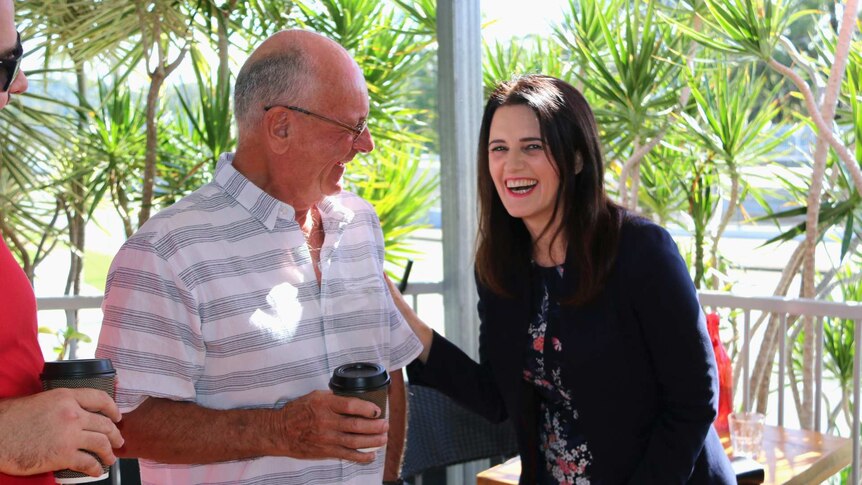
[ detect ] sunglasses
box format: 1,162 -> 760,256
1,32 -> 23,92
264,104 -> 367,142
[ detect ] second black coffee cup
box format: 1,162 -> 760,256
329,362 -> 390,419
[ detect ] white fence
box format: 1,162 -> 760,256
39,290 -> 862,484
700,291 -> 862,484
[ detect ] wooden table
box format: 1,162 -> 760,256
476,425 -> 852,485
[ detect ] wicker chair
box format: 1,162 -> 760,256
402,383 -> 519,482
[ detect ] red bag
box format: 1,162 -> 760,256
707,312 -> 733,436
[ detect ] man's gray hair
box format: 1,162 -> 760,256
234,48 -> 314,129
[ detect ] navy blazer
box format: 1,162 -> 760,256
407,217 -> 735,484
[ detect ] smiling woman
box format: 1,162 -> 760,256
389,74 -> 737,485
487,104 -> 562,253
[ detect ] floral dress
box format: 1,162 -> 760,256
523,264 -> 595,485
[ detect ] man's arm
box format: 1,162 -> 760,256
0,388 -> 123,477
117,390 -> 388,464
383,369 -> 406,481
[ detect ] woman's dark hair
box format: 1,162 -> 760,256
475,74 -> 623,305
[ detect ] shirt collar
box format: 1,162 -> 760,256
214,152 -> 281,230
213,152 -> 355,230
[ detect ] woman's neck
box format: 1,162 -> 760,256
531,226 -> 567,267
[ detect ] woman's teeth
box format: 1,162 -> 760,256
506,179 -> 538,194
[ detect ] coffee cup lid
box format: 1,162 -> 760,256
41,358 -> 116,380
329,362 -> 390,392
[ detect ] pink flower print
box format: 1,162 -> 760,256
556,458 -> 568,471
553,337 -> 562,351
533,336 -> 545,351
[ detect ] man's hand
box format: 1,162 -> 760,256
0,388 -> 124,477
275,390 -> 388,463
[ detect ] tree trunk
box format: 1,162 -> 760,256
747,0 -> 858,421
135,3 -> 189,227
138,69 -> 165,227
630,162 -> 641,212
0,213 -> 33,282
747,242 -> 804,412
62,62 -> 89,360
617,15 -> 700,210
710,167 -> 740,290
217,1 -> 236,89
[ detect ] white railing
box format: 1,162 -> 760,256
700,291 -> 862,485
38,290 -> 862,484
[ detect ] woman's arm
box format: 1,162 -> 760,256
386,275 -> 509,423
626,224 -> 720,484
385,275 -> 432,363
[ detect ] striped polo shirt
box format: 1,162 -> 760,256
96,153 -> 423,484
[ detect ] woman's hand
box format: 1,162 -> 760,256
384,274 -> 432,363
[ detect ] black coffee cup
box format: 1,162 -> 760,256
329,362 -> 390,419
41,358 -> 116,484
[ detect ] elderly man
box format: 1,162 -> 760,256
0,1 -> 124,482
95,30 -> 422,484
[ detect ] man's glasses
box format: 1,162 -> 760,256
1,32 -> 23,93
264,104 -> 367,142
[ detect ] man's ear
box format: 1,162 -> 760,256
264,108 -> 291,154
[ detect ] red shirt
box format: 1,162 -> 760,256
0,237 -> 52,484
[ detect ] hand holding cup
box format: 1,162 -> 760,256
0,386 -> 122,479
329,363 -> 391,452
275,389 -> 388,463
38,358 -> 122,483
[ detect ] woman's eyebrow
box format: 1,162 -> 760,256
489,136 -> 543,146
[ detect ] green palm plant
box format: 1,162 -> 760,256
172,45 -> 235,180
838,42 -> 861,167
637,143 -> 688,228
753,162 -> 862,259
346,144 -> 438,269
85,80 -> 148,238
482,37 -> 566,97
682,0 -> 809,58
676,152 -> 721,289
392,0 -> 436,36
41,0 -> 195,228
678,63 -> 791,290
354,12 -> 435,146
823,265 -> 858,435
676,0 -> 857,192
555,0 -> 685,208
229,0 -> 298,39
554,0 -> 619,54
294,0 -> 383,49
2,0 -> 119,357
0,90 -> 73,280
676,0 -> 859,429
